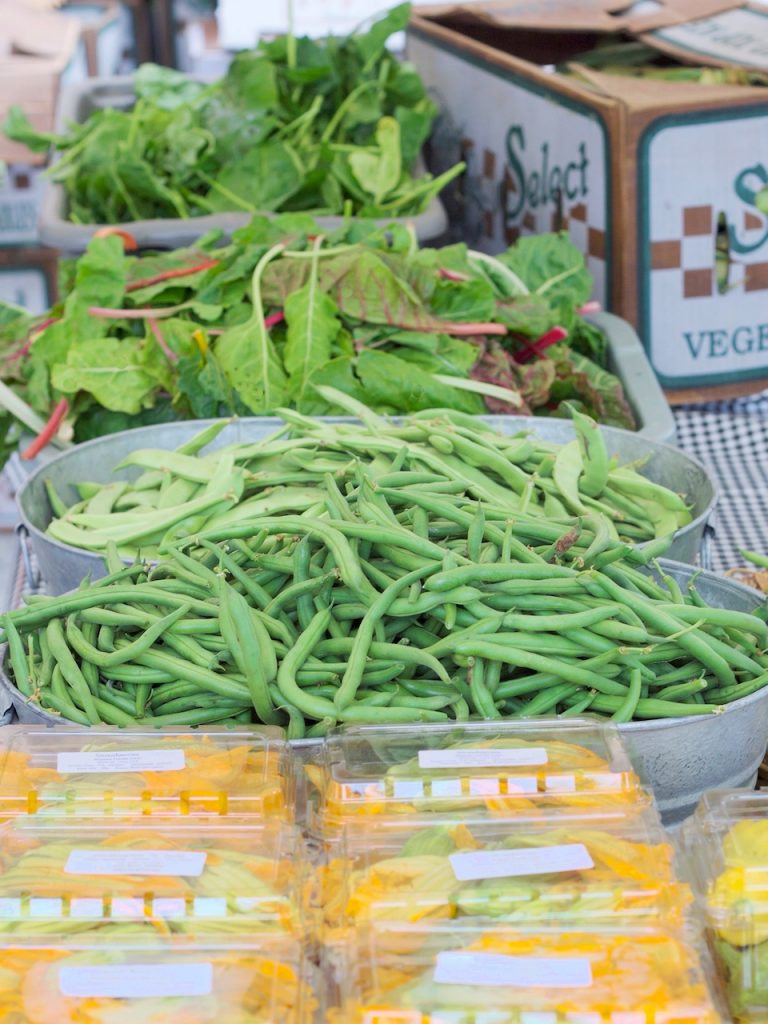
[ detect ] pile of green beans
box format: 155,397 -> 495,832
44,392 -> 692,559
3,419 -> 767,732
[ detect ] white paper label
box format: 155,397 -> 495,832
418,747 -> 548,769
434,952 -> 592,989
65,850 -> 206,877
59,963 -> 213,999
449,843 -> 594,882
653,9 -> 768,69
56,749 -> 186,774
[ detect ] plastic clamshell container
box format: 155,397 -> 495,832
318,815 -> 689,944
0,817 -> 304,938
0,725 -> 294,820
309,720 -> 653,835
332,924 -> 721,1023
686,789 -> 768,1022
0,935 -> 314,1023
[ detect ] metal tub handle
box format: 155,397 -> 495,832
700,522 -> 716,573
15,524 -> 41,592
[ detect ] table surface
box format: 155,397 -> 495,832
674,394 -> 768,574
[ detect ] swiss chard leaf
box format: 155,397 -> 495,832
500,232 -> 592,308
429,277 -> 496,323
31,235 -> 127,370
549,349 -> 636,429
51,337 -> 164,414
354,349 -> 482,414
330,250 -> 457,333
303,355 -> 367,414
283,246 -> 342,404
215,244 -> 288,413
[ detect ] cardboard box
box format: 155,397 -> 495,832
408,1 -> 768,399
0,4 -> 83,166
61,2 -> 134,76
177,16 -> 231,80
0,166 -> 45,247
0,246 -> 57,315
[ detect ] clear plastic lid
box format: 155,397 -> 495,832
0,817 -> 304,938
0,936 -> 314,1023
0,725 -> 293,819
317,815 -> 690,943
310,720 -> 651,833
331,925 -> 720,1023
686,789 -> 768,1021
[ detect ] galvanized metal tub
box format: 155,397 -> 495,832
2,560 -> 765,826
621,563 -> 768,826
16,416 -> 717,596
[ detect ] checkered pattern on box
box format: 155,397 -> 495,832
652,204 -> 768,298
674,395 -> 768,572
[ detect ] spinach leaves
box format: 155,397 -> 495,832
4,4 -> 463,224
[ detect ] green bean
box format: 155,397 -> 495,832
467,658 -> 500,718
38,689 -> 91,725
65,604 -> 191,669
652,604 -> 768,646
560,691 -> 597,717
611,668 -> 643,722
593,574 -> 736,687
2,586 -> 215,632
292,536 -> 316,631
521,682 -> 582,716
451,640 -> 628,696
307,716 -> 336,738
656,678 -> 708,701
484,657 -> 502,698
218,576 -> 279,725
132,649 -> 251,702
652,662 -> 702,686
498,606 -> 620,632
583,694 -> 720,718
705,670 -> 768,703
572,410 -> 609,497
45,620 -> 100,724
275,608 -> 337,719
202,516 -> 371,595
427,563 -> 579,593
5,618 -> 32,697
138,706 -> 249,726
336,565 -> 437,710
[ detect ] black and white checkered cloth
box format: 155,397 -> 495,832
674,393 -> 768,573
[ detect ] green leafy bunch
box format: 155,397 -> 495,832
0,220 -> 634,452
4,4 -> 462,223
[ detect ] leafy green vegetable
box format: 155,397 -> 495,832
283,240 -> 341,403
4,4 -> 463,224
0,218 -> 635,464
216,244 -> 289,411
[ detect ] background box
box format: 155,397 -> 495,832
409,2 -> 768,400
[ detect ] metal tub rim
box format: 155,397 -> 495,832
15,415 -> 718,595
